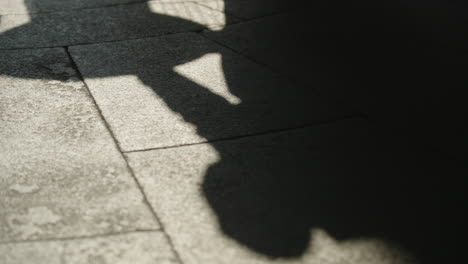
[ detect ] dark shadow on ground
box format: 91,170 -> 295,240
1,1 -> 466,263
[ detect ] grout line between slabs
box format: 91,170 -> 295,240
198,32 -> 287,78
0,229 -> 162,245
124,114 -> 367,154
64,47 -> 185,264
197,29 -> 367,117
0,0 -> 196,16
0,10 -> 288,51
0,30 -> 204,51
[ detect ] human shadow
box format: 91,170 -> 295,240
1,1 -> 467,263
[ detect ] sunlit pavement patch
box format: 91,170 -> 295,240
0,48 -> 158,242
0,232 -> 177,264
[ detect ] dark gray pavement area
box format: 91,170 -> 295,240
1,0 -> 467,263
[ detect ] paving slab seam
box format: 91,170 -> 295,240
117,154 -> 185,264
0,229 -> 162,246
64,47 -> 185,264
206,31 -> 467,166
0,10 -> 287,52
0,0 -> 185,16
197,30 -> 373,123
197,30 -> 294,77
0,12 -> 283,51
198,30 -> 361,112
123,114 -> 366,153
0,27 -> 213,51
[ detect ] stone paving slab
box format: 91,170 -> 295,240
203,14 -> 289,72
203,5 -> 468,162
0,0 -> 147,14
202,13 -> 322,87
125,118 -> 419,264
0,232 -> 177,264
69,32 -> 349,151
0,48 -> 158,242
0,1 -> 232,49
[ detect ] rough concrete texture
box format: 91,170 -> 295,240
0,0 -> 146,14
125,119 -> 417,264
69,32 -> 347,151
0,232 -> 177,264
0,1 -> 231,49
0,48 -> 158,242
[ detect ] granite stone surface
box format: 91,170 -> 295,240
0,48 -> 158,242
0,232 -> 177,264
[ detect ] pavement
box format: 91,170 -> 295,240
1,1 -> 466,263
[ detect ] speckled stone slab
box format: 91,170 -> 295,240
125,119 -> 417,264
69,32 -> 347,151
0,1 -> 231,49
0,48 -> 158,242
0,232 -> 177,264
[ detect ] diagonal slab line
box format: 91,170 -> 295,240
64,47 -> 185,264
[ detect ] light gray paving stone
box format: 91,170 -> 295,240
0,0 -> 28,14
0,1 -> 232,49
0,232 -> 177,264
0,0 -> 146,14
125,119 -> 417,264
0,48 -> 158,242
69,32 -> 348,151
